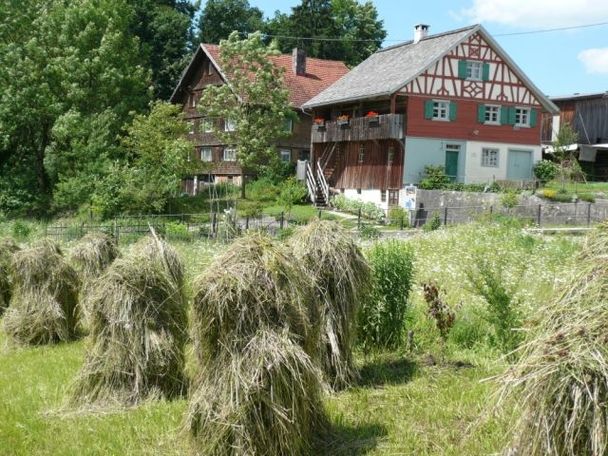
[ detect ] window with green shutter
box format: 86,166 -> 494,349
530,109 -> 537,127
477,104 -> 486,123
508,107 -> 517,125
424,100 -> 434,119
458,60 -> 467,79
500,106 -> 509,125
449,102 -> 457,121
482,63 -> 490,81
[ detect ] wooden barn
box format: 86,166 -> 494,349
302,24 -> 558,209
170,45 -> 349,194
542,92 -> 608,180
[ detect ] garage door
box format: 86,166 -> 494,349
507,149 -> 533,180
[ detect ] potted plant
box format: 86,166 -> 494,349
313,117 -> 325,131
337,114 -> 350,127
366,111 -> 380,126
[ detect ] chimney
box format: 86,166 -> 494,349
414,24 -> 430,43
292,48 -> 306,76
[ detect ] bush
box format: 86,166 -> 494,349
419,165 -> 451,190
359,223 -> 380,240
165,221 -> 191,241
331,194 -> 385,223
278,178 -> 307,214
423,212 -> 441,231
533,159 -> 559,183
246,177 -> 279,202
359,241 -> 415,350
388,207 -> 408,227
578,192 -> 595,203
11,221 -> 32,240
239,200 -> 263,218
500,191 -> 519,209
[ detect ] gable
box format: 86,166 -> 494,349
400,32 -> 541,107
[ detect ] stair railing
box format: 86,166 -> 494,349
320,143 -> 337,171
305,161 -> 317,204
316,159 -> 330,205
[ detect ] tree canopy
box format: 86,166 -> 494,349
197,0 -> 264,45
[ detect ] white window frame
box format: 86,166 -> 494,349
279,149 -> 291,162
432,100 -> 450,121
202,118 -> 213,133
515,107 -> 531,127
481,148 -> 499,168
466,61 -> 483,81
223,147 -> 237,162
200,147 -> 213,162
224,118 -> 236,132
484,105 -> 500,125
283,118 -> 293,133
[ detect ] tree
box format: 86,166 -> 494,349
197,0 -> 264,44
92,102 -> 196,217
266,0 -> 386,66
197,31 -> 294,198
552,123 -> 584,187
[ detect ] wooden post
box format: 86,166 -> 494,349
588,202 -> 592,227
489,205 -> 493,216
318,209 -> 322,220
280,211 -> 284,229
537,204 -> 542,226
390,93 -> 397,114
245,216 -> 249,230
212,212 -> 217,237
443,206 -> 448,226
357,207 -> 362,229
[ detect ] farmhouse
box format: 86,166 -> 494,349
302,24 -> 559,209
170,44 -> 349,194
542,92 -> 608,180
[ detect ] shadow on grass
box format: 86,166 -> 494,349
356,354 -> 417,388
315,420 -> 387,456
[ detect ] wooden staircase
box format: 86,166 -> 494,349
305,160 -> 330,207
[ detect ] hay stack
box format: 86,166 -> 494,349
69,232 -> 119,324
3,239 -> 79,344
187,330 -> 326,456
191,233 -> 317,364
499,223 -> 608,455
288,220 -> 370,389
69,235 -> 187,406
0,238 -> 20,313
188,233 -> 326,455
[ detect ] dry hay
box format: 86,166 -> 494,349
191,232 -> 317,365
499,223 -> 608,456
0,238 -> 20,313
186,330 -> 327,456
69,232 -> 119,324
3,239 -> 79,344
68,235 -> 187,407
288,220 -> 370,389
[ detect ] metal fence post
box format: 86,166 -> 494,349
318,209 -> 322,220
245,216 -> 249,230
212,212 -> 217,237
280,211 -> 284,229
357,208 -> 361,229
489,205 -> 493,216
400,214 -> 404,230
443,206 -> 448,226
537,204 -> 542,226
588,202 -> 592,227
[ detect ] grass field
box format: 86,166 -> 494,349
0,222 -> 579,455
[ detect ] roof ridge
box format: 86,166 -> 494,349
201,43 -> 347,66
378,24 -> 480,53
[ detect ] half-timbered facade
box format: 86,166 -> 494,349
171,45 -> 349,195
303,24 -> 559,209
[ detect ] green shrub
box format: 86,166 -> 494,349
577,192 -> 595,203
419,165 -> 451,190
422,282 -> 455,355
165,221 -> 191,241
423,212 -> 441,231
359,223 -> 380,240
332,194 -> 385,223
12,221 -> 32,240
246,177 -> 279,202
239,201 -> 263,218
388,207 -> 408,227
533,159 -> 559,183
277,178 -> 307,214
466,256 -> 522,355
359,240 -> 415,350
500,191 -> 519,209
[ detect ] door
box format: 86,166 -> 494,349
388,189 -> 399,207
507,150 -> 533,180
445,149 -> 459,182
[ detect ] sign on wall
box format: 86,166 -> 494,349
401,185 -> 417,210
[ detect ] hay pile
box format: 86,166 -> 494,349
0,238 -> 20,313
289,220 -> 370,389
187,233 -> 326,455
69,232 -> 119,324
69,235 -> 187,407
499,224 -> 608,455
3,239 -> 79,344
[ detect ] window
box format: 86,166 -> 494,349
202,118 -> 213,133
280,149 -> 291,162
224,119 -> 236,132
387,146 -> 395,165
223,148 -> 236,161
189,93 -> 196,108
381,190 -> 387,202
283,118 -> 293,133
299,149 -> 310,161
484,105 -> 500,124
356,188 -> 362,195
481,148 -> 499,167
188,121 -> 195,134
515,107 -> 530,127
200,147 -> 212,162
358,144 -> 365,163
433,101 -> 449,120
466,61 -> 482,80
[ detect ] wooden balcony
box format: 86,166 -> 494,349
311,113 -> 404,143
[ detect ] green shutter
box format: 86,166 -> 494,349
529,109 -> 537,127
482,63 -> 490,81
449,102 -> 457,121
458,60 -> 467,79
500,106 -> 508,125
477,104 -> 486,123
508,107 -> 517,125
424,100 -> 434,119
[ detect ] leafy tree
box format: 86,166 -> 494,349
197,0 -> 264,44
197,31 -> 294,198
277,178 -> 307,216
552,123 -> 584,186
266,0 -> 386,66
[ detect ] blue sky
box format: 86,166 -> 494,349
210,0 -> 608,97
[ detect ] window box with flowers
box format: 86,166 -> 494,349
337,114 -> 350,127
313,117 -> 326,131
366,111 -> 380,126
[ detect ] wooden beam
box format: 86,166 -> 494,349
390,93 -> 397,114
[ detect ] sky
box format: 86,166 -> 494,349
206,0 -> 608,97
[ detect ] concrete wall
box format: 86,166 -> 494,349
343,188 -> 389,210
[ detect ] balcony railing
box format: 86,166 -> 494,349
312,113 -> 404,143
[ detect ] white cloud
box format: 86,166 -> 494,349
459,0 -> 608,28
578,48 -> 608,74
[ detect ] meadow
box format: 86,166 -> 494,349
0,221 -> 579,455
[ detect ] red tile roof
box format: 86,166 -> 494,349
202,44 -> 349,108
